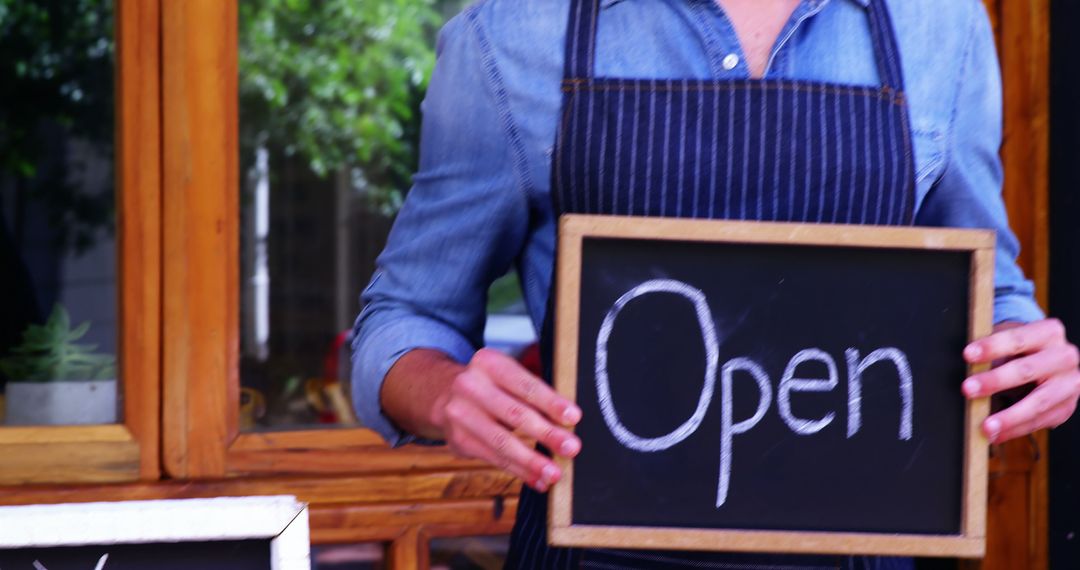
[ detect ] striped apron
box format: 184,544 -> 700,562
506,0 -> 917,567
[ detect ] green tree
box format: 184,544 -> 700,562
240,0 -> 448,213
0,0 -> 115,252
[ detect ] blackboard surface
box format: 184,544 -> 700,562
571,235 -> 970,535
0,540 -> 271,570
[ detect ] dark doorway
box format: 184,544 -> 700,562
1049,0 -> 1080,567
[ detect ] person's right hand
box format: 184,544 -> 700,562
432,348 -> 582,492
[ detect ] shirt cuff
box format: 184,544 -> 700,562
351,314 -> 476,447
993,293 -> 1045,326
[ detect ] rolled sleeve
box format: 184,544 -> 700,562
351,9 -> 533,446
994,292 -> 1045,327
914,2 -> 1044,325
352,311 -> 476,447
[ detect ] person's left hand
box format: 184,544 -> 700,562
962,319 -> 1080,443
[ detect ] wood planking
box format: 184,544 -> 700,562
0,442 -> 140,486
230,429 -> 388,451
0,425 -> 133,445
0,484 -> 514,547
162,0 -> 238,478
999,5 -> 1052,570
310,498 -> 518,543
0,469 -> 519,510
228,431 -> 489,476
979,1 -> 1052,569
230,429 -> 390,451
993,0 -> 1050,310
387,526 -> 428,569
227,443 -> 488,476
116,0 -> 162,481
550,527 -> 985,558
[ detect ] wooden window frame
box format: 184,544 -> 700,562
160,0 -> 495,485
0,0 -> 161,486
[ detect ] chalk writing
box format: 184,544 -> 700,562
594,279 -> 916,508
595,279 -> 719,452
15,554 -> 109,570
779,349 -> 838,436
846,348 -> 914,440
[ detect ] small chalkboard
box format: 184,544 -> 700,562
549,215 -> 994,558
0,496 -> 309,570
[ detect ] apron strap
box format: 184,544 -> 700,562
563,0 -> 908,93
865,0 -> 907,92
562,0 -> 601,80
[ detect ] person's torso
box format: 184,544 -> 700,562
503,0 -> 923,567
437,0 -> 987,334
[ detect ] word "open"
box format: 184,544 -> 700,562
594,279 -> 914,508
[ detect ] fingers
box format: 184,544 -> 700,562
471,349 -> 582,427
965,319 -> 1067,364
454,369 -> 581,458
963,344 -> 1080,398
982,369 -> 1080,443
438,349 -> 584,492
445,398 -> 561,492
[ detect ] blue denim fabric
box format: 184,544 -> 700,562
352,0 -> 1043,446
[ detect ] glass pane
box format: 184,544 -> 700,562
430,535 -> 510,570
0,1 -> 120,426
312,543 -> 387,570
237,0 -> 529,432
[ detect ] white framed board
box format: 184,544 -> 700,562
0,496 -> 309,570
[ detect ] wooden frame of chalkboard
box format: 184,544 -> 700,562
0,496 -> 309,569
549,214 -> 994,558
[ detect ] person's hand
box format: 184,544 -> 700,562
433,348 -> 582,492
962,319 -> 1080,443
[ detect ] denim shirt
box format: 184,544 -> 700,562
353,0 -> 1043,446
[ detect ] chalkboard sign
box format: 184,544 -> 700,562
0,496 -> 309,570
549,215 -> 994,558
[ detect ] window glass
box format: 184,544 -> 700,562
0,0 -> 120,426
430,535 -> 510,570
312,543 -> 386,570
237,0 -> 533,432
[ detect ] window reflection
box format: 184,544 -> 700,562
430,535 -> 510,570
312,543 -> 386,570
237,0 -> 516,431
0,0 -> 119,426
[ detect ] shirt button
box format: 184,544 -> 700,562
722,54 -> 740,71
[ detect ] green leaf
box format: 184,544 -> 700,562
0,303 -> 117,383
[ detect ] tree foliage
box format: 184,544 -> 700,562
0,0 -> 456,240
240,0 -> 445,213
0,0 -> 115,252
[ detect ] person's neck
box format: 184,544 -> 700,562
715,0 -> 802,78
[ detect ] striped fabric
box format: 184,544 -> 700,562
508,0 -> 917,567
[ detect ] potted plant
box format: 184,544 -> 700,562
0,304 -> 117,425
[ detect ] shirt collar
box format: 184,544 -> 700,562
601,0 -> 871,9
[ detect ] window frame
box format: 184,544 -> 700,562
160,0 -> 496,485
0,0 -> 162,485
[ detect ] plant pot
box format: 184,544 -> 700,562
4,380 -> 118,426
